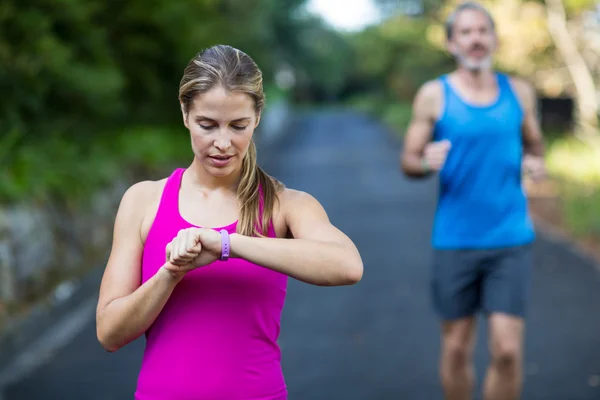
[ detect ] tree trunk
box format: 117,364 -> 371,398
545,0 -> 598,136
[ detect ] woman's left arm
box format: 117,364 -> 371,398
230,189 -> 363,286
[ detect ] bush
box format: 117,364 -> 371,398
0,125 -> 189,205
546,136 -> 600,238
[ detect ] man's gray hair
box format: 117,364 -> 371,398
445,2 -> 496,40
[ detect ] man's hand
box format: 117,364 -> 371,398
423,139 -> 452,172
522,154 -> 547,182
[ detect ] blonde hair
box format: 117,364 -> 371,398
178,45 -> 284,237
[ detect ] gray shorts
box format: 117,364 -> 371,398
431,243 -> 533,321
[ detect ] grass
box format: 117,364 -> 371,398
545,135 -> 600,239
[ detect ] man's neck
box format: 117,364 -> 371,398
454,67 -> 496,90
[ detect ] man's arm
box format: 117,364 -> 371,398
401,81 -> 441,178
513,78 -> 545,157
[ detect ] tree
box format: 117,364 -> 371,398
545,0 -> 599,136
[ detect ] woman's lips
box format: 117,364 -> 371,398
208,155 -> 233,167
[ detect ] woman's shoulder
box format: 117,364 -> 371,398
277,187 -> 323,214
277,187 -> 311,202
118,177 -> 170,236
119,175 -> 179,244
121,178 -> 168,206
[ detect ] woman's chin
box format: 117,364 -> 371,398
203,162 -> 238,178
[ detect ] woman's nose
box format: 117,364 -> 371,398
213,130 -> 232,150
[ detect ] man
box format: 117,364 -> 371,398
401,2 -> 546,400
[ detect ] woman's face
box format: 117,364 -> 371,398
183,85 -> 259,178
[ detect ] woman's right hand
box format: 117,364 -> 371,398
162,227 -> 221,279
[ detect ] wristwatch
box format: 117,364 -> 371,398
219,229 -> 230,261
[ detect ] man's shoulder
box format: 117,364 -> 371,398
417,78 -> 444,98
413,78 -> 444,109
502,73 -> 536,109
502,74 -> 534,94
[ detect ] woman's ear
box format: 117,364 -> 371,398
181,103 -> 189,129
254,113 -> 261,128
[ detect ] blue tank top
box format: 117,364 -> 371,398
431,73 -> 535,249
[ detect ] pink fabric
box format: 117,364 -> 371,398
135,168 -> 288,400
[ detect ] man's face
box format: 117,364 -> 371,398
447,9 -> 497,72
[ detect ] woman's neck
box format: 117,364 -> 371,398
185,159 -> 241,192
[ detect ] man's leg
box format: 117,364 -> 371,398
482,313 -> 524,400
440,317 -> 477,400
481,244 -> 533,400
432,249 -> 481,400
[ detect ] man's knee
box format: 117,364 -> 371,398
442,318 -> 477,368
491,337 -> 522,370
444,339 -> 472,368
489,313 -> 524,372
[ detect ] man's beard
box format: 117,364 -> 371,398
455,52 -> 493,72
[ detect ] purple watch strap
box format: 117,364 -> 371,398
219,229 -> 230,261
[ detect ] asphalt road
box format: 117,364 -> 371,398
3,110 -> 600,399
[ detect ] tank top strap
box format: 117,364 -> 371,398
439,74 -> 450,89
435,74 -> 453,126
153,168 -> 185,222
496,72 -> 510,88
495,73 -> 523,111
498,73 -> 521,98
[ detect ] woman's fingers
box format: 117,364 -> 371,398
186,228 -> 203,254
176,230 -> 188,261
165,228 -> 205,268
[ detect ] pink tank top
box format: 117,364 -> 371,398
135,168 -> 288,400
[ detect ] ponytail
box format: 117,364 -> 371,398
237,141 -> 283,236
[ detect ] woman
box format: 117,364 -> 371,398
96,44 -> 363,400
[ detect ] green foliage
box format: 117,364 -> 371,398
2,134 -> 119,204
341,14 -> 452,134
346,94 -> 413,135
344,15 -> 453,102
1,0 -> 312,205
560,183 -> 600,238
296,19 -> 352,98
545,136 -> 600,238
563,0 -> 597,15
0,0 -> 310,137
381,102 -> 413,136
112,126 -> 192,171
0,124 -> 190,204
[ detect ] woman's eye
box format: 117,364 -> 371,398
232,126 -> 247,131
200,125 -> 215,130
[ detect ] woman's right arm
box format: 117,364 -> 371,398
96,181 -> 183,352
